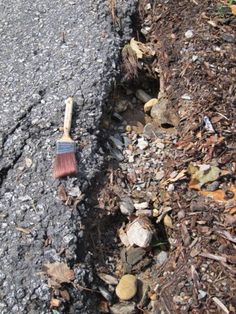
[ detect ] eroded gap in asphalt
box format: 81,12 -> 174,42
74,29 -> 177,312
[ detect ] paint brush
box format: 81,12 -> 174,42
53,97 -> 77,178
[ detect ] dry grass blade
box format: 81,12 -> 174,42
109,0 -> 119,25
15,227 -> 32,234
122,45 -> 139,81
212,297 -> 229,314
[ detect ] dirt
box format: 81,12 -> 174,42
80,0 -> 236,313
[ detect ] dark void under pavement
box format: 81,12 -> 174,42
0,1 -> 138,313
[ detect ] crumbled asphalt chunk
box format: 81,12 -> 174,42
0,0 -> 137,313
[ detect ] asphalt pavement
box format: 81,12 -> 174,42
0,0 -> 137,313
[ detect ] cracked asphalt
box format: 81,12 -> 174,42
0,0 -> 137,313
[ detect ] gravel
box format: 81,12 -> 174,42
0,0 -> 137,313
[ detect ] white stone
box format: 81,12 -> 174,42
134,202 -> 149,210
137,138 -> 149,150
185,30 -> 194,39
127,219 -> 153,248
155,170 -> 165,181
181,94 -> 191,100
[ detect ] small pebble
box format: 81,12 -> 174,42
137,138 -> 149,150
181,94 -> 191,100
206,181 -> 220,192
110,302 -> 136,314
134,202 -> 149,210
198,290 -> 207,300
185,30 -> 194,39
115,275 -> 137,300
120,197 -> 135,215
167,183 -> 175,192
155,251 -> 168,266
155,170 -> 165,181
155,142 -> 165,149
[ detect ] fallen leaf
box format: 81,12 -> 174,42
58,185 -> 68,202
130,38 -> 143,59
188,164 -> 228,190
230,5 -> 236,15
167,169 -> 187,183
148,291 -> 157,301
60,289 -> 70,301
163,214 -> 173,228
50,298 -> 61,308
200,185 -> 236,202
43,262 -> 75,288
99,300 -> 109,313
144,98 -> 158,112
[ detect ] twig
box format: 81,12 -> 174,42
199,252 -> 227,263
74,283 -> 100,294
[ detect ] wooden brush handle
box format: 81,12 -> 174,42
63,97 -> 73,138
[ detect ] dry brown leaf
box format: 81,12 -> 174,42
200,185 -> 236,203
168,169 -> 187,183
50,298 -> 61,308
58,185 -> 68,202
43,262 -> 75,288
60,290 -> 70,301
99,300 -> 110,313
227,255 -> 236,264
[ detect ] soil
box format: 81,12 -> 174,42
82,0 -> 236,313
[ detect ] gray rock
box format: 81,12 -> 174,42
206,181 -> 220,191
198,290 -> 207,300
120,197 -> 135,215
110,302 -> 137,314
121,246 -> 146,273
143,123 -> 157,140
109,135 -> 124,151
155,251 -> 168,266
